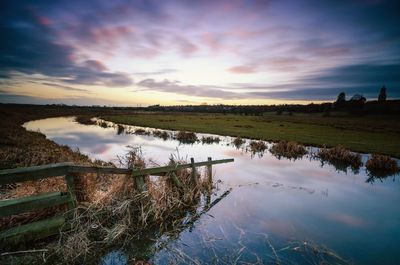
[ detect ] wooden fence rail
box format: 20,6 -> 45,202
0,157 -> 234,244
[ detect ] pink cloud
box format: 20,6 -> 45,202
175,36 -> 199,56
228,65 -> 258,74
202,32 -> 222,52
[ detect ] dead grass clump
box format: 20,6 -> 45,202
99,121 -> 109,128
270,141 -> 307,160
201,136 -> 220,144
176,131 -> 198,144
54,150 -> 213,263
116,124 -> 125,135
134,128 -> 150,136
75,116 -> 96,125
318,145 -> 362,172
232,137 -> 245,148
152,130 -> 170,140
366,154 -> 399,177
249,140 -> 267,153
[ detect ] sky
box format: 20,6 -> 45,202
0,0 -> 399,106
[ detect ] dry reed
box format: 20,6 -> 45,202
232,137 -> 245,148
366,154 -> 399,177
317,145 -> 362,172
248,140 -> 267,154
270,141 -> 307,160
175,131 -> 198,144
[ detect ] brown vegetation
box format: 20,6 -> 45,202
270,141 -> 307,160
134,128 -> 150,135
175,131 -> 198,144
232,137 -> 245,148
152,130 -> 170,140
74,116 -> 96,125
317,145 -> 362,172
248,140 -> 267,154
201,136 -> 221,144
366,154 -> 399,177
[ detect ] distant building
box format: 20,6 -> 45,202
350,94 -> 366,103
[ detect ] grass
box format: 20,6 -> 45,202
102,112 -> 400,157
270,141 -> 307,160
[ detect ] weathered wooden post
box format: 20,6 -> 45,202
207,157 -> 212,183
65,174 -> 76,208
190,157 -> 198,185
65,173 -> 77,218
170,171 -> 183,190
133,169 -> 147,192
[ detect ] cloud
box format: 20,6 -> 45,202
41,82 -> 92,93
0,3 -> 132,88
137,79 -> 247,99
228,65 -> 258,74
133,69 -> 178,76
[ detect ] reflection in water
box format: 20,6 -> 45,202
24,117 -> 400,265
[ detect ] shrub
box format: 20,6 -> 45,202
116,124 -> 125,135
232,137 -> 245,148
152,130 -> 170,140
99,121 -> 108,128
317,145 -> 362,172
270,141 -> 307,160
75,116 -> 96,125
176,131 -> 198,144
134,128 -> 150,135
249,140 -> 267,153
366,154 -> 399,177
201,136 -> 220,144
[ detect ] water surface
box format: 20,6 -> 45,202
24,117 -> 400,265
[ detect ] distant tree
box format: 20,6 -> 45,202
378,85 -> 387,102
336,92 -> 346,103
334,92 -> 346,109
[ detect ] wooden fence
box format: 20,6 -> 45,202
0,157 -> 233,244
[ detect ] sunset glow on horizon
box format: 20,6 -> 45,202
1,0 -> 399,106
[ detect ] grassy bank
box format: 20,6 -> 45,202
102,112 -> 400,157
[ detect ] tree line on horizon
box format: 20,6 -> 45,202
2,86 -> 398,115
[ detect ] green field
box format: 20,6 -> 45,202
103,112 -> 400,157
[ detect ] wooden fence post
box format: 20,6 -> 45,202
65,174 -> 77,218
134,171 -> 147,192
190,158 -> 197,185
170,171 -> 183,190
207,157 -> 212,182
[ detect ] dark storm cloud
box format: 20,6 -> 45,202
0,1 -> 132,87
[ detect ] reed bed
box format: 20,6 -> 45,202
152,130 -> 170,140
134,128 -> 150,136
248,140 -> 267,154
201,136 -> 221,144
366,154 -> 399,177
270,141 -> 307,160
74,116 -> 96,125
175,131 -> 198,144
317,145 -> 362,172
232,137 -> 245,148
1,147 -> 216,264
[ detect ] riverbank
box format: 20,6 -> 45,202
102,112 -> 400,157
